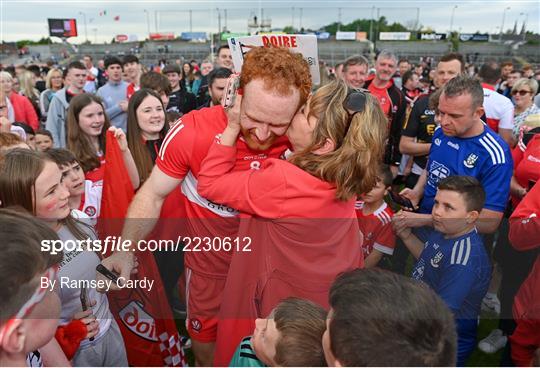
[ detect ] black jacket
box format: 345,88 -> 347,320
364,78 -> 407,166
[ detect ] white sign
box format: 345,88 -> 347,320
336,31 -> 356,41
379,32 -> 411,41
228,34 -> 320,85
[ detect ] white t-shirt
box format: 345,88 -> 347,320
80,179 -> 103,220
483,86 -> 514,133
56,216 -> 111,347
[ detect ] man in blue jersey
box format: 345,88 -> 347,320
394,75 -> 513,238
395,176 -> 491,366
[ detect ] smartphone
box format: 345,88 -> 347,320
222,74 -> 241,109
80,287 -> 94,341
80,286 -> 88,311
96,264 -> 119,283
389,191 -> 415,210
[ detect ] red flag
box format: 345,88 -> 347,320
114,15 -> 120,21
106,252 -> 188,366
99,130 -> 133,220
98,130 -> 187,366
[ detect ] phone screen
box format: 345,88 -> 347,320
389,191 -> 414,210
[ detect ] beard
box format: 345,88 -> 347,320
240,125 -> 279,151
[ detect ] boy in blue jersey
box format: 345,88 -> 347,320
395,176 -> 491,366
229,297 -> 327,367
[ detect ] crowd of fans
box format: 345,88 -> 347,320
1,43 -> 540,367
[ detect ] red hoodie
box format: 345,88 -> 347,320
198,142 -> 362,366
9,92 -> 38,131
508,181 -> 540,366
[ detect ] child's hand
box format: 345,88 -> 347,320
225,94 -> 242,133
109,126 -> 128,152
73,300 -> 100,339
394,224 -> 412,239
399,187 -> 421,210
392,210 -> 414,236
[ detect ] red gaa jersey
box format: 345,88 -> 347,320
512,134 -> 540,207
126,83 -> 140,99
368,82 -> 392,118
355,201 -> 396,258
156,105 -> 290,277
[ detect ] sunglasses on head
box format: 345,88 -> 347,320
512,89 -> 531,96
340,89 -> 369,143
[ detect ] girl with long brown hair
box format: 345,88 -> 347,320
126,88 -> 168,184
66,93 -> 139,188
0,149 -> 128,366
197,80 -> 387,361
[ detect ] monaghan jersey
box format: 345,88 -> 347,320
355,201 -> 395,257
412,228 -> 491,321
412,227 -> 491,365
419,125 -> 513,214
156,106 -> 290,277
482,84 -> 514,133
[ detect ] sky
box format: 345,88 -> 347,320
0,0 -> 538,44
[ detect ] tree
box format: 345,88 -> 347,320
282,25 -> 296,34
16,37 -> 53,48
323,16 -> 408,39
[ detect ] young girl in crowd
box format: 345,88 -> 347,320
18,70 -> 41,121
65,94 -> 139,218
0,209 -> 63,368
182,62 -> 195,93
35,129 -> 54,151
126,88 -> 168,184
198,80 -> 387,363
45,148 -> 103,219
0,149 -> 128,366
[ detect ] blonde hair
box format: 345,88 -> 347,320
289,81 -> 387,200
18,71 -> 40,100
512,78 -> 539,96
0,71 -> 13,83
523,114 -> 540,129
45,68 -> 63,90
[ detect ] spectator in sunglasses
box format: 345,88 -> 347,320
196,80 -> 387,364
511,78 -> 539,141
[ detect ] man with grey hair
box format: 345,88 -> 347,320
365,50 -> 406,174
342,55 -> 369,89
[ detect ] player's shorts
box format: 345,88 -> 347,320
185,268 -> 226,343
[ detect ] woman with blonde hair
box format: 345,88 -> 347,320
197,80 -> 387,363
39,68 -> 64,120
511,78 -> 539,141
18,70 -> 41,119
0,71 -> 39,130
